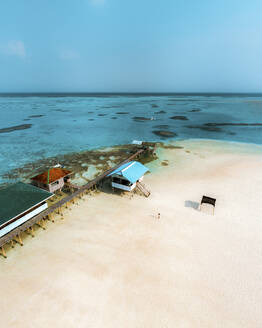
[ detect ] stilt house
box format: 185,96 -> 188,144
31,168 -> 72,193
107,161 -> 149,192
0,182 -> 53,238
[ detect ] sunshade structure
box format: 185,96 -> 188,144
200,195 -> 216,215
0,182 -> 53,238
31,167 -> 72,193
107,161 -> 149,192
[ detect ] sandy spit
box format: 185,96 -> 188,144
1,139 -> 262,328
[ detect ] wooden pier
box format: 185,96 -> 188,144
0,148 -> 146,256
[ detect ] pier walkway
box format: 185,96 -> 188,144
0,148 -> 147,257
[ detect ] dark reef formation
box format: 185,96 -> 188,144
152,130 -> 177,138
170,116 -> 189,121
0,124 -> 32,134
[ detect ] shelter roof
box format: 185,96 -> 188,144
31,168 -> 72,184
0,182 -> 53,227
107,161 -> 149,184
201,196 -> 216,206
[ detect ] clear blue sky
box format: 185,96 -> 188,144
0,0 -> 262,92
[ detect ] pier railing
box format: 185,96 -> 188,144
0,148 -> 146,251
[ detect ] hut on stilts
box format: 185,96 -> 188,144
31,168 -> 72,193
0,182 -> 53,257
107,161 -> 150,197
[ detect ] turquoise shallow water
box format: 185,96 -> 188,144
1,93 -> 262,183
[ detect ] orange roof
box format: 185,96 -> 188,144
31,168 -> 72,184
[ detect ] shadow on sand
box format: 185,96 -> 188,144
184,200 -> 199,210
97,180 -> 125,196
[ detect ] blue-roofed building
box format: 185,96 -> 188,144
107,161 -> 149,194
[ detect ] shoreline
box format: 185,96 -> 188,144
0,142 -> 157,187
2,138 -> 262,188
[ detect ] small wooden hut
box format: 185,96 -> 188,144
0,182 -> 53,238
31,168 -> 72,193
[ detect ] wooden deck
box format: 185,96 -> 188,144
0,148 -> 146,255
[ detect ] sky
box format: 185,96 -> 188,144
0,0 -> 262,92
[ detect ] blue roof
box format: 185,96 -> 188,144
107,161 -> 149,184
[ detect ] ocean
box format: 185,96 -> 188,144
1,93 -> 262,183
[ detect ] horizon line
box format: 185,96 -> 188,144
0,91 -> 262,95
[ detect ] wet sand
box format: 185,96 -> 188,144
1,139 -> 262,327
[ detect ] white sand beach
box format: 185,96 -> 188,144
1,139 -> 262,327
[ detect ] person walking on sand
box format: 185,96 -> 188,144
157,213 -> 160,219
